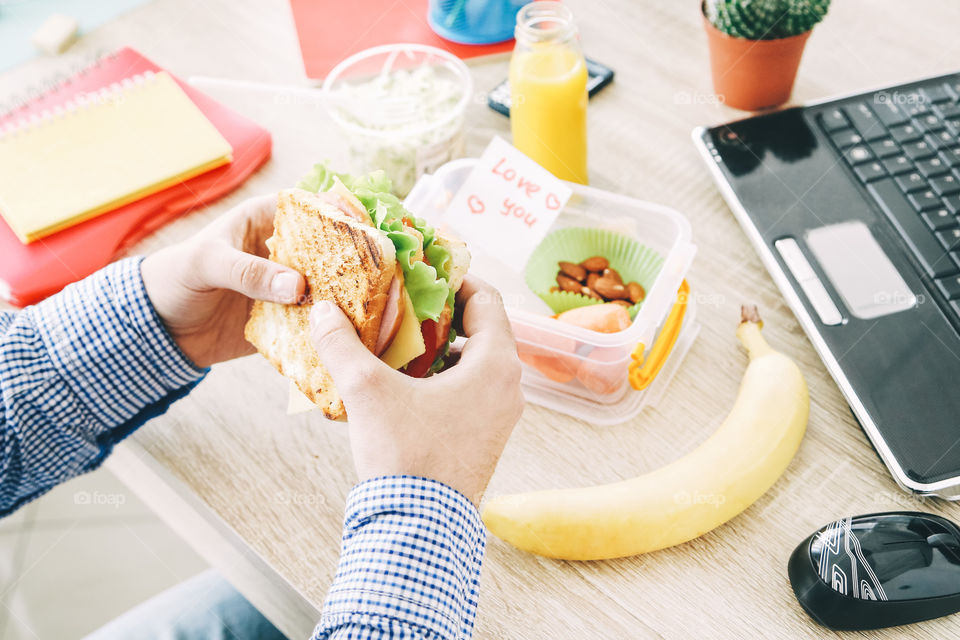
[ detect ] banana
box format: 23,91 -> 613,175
482,305 -> 809,561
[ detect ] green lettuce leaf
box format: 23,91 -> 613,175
424,242 -> 456,308
404,261 -> 449,322
295,162 -> 453,322
295,163 -> 344,193
424,243 -> 451,281
387,230 -> 421,270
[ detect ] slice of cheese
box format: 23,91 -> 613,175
381,288 -> 425,369
329,176 -> 369,220
286,288 -> 425,415
287,380 -> 319,415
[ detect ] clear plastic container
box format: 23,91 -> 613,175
322,44 -> 473,197
404,159 -> 699,424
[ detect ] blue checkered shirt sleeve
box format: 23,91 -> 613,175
0,256 -> 206,515
313,476 -> 486,640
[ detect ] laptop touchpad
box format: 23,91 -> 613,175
806,221 -> 916,319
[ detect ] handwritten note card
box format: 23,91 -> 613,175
445,137 -> 572,271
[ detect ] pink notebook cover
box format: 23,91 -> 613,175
0,47 -> 272,307
289,0 -> 514,79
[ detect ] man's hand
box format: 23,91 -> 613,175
141,195 -> 305,368
309,276 -> 524,505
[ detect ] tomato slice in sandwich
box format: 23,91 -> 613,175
402,305 -> 452,378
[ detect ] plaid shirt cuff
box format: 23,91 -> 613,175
31,256 -> 206,433
314,476 -> 486,640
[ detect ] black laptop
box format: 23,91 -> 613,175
694,73 -> 960,499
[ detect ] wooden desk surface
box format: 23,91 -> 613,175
4,0 -> 960,637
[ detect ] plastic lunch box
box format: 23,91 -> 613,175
404,159 -> 699,425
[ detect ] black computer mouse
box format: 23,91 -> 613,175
788,511 -> 960,631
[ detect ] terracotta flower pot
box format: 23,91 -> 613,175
702,13 -> 811,111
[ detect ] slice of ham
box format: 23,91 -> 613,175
315,191 -> 369,225
374,272 -> 405,356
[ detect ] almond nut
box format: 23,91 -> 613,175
580,256 -> 609,272
549,286 -> 561,293
581,286 -> 603,300
602,267 -> 623,284
557,273 -> 583,292
586,272 -> 600,288
593,276 -> 629,300
627,281 -> 645,304
558,261 -> 587,282
611,299 -> 632,308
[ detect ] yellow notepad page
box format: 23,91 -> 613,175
0,71 -> 233,243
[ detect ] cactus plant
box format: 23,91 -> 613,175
705,0 -> 830,40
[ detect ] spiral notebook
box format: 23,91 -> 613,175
0,47 -> 272,306
0,71 -> 233,243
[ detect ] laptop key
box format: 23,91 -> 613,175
940,147 -> 960,167
906,101 -> 931,117
917,156 -> 949,178
844,145 -> 873,164
926,130 -> 955,149
908,190 -> 941,211
936,274 -> 960,300
844,103 -> 886,141
935,102 -> 960,120
867,179 -> 958,278
895,171 -> 927,193
902,139 -> 936,160
883,155 -> 913,175
870,138 -> 900,159
914,113 -> 946,132
922,208 -> 957,231
937,228 -> 960,252
944,194 -> 960,215
820,108 -> 850,132
831,129 -> 864,149
890,123 -> 922,144
931,173 -> 960,196
854,161 -> 886,183
873,100 -> 909,127
921,84 -> 953,104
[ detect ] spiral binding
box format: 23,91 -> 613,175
0,70 -> 159,141
0,49 -> 158,139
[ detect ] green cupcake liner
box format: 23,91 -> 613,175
525,227 -> 665,319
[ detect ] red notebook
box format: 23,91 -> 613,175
0,47 -> 272,307
289,0 -> 514,79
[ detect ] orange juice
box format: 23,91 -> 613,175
509,2 -> 588,184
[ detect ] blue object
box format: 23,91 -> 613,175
84,570 -> 286,640
0,0 -> 152,73
427,0 -> 528,45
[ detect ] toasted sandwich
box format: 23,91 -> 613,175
245,165 -> 470,419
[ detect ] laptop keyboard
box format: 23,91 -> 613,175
818,79 -> 960,311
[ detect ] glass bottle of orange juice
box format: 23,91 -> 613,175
509,1 -> 588,184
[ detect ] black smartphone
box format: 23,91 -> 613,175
487,58 -> 615,117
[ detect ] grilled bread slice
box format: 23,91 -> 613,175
244,188 -> 396,419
